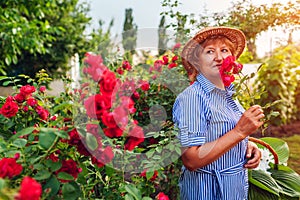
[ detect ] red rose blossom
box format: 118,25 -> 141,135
27,97 -> 38,107
91,146 -> 114,168
18,176 -> 42,200
20,85 -> 36,96
99,69 -> 118,95
35,106 -> 49,120
219,56 -> 243,87
139,80 -> 150,91
156,192 -> 170,200
162,55 -> 169,65
0,99 -> 19,118
83,53 -> 108,82
0,157 -> 23,179
103,127 -> 123,138
56,159 -> 82,183
122,60 -> 132,70
124,125 -> 144,151
39,86 -> 46,93
84,94 -> 111,120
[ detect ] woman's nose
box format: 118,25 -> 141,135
214,51 -> 223,61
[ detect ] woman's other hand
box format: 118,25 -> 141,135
244,141 -> 261,169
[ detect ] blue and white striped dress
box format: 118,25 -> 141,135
173,74 -> 248,200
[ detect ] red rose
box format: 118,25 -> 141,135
101,111 -> 118,128
139,80 -> 150,91
0,157 -> 23,179
91,146 -> 114,168
162,55 -> 169,65
219,56 -> 243,87
232,62 -> 243,74
116,67 -> 124,75
103,127 -> 123,138
102,106 -> 129,129
99,70 -> 118,95
20,85 -> 36,96
124,125 -> 144,151
84,94 -> 111,120
0,99 -> 19,118
172,43 -> 181,51
83,53 -> 108,82
153,60 -> 163,72
27,97 -> 38,107
156,192 -> 169,200
132,91 -> 140,100
39,86 -> 46,93
119,96 -> 136,114
18,176 -> 42,200
56,159 -> 82,183
35,106 -> 49,120
47,153 -> 59,162
168,62 -> 177,69
122,60 -> 132,70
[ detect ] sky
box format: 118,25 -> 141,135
80,0 -> 298,58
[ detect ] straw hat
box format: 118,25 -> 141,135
181,27 -> 246,74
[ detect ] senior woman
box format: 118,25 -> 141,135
173,27 -> 264,200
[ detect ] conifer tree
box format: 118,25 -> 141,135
122,8 -> 138,58
158,15 -> 167,55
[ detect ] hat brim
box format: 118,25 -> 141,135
181,27 -> 246,73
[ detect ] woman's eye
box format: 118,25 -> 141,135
222,49 -> 229,53
206,50 -> 213,54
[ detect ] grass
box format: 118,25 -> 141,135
280,134 -> 300,174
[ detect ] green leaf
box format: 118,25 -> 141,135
124,184 -> 142,200
2,80 -> 11,86
249,169 -> 281,196
85,132 -> 98,151
62,181 -> 81,200
0,178 -> 6,190
260,137 -> 289,164
57,172 -> 74,181
10,127 -> 35,141
146,170 -> 154,180
0,76 -> 9,81
125,194 -> 135,200
43,175 -> 60,198
53,102 -> 73,113
53,130 -> 69,139
248,182 -> 279,200
269,165 -> 300,198
38,130 -> 57,150
45,159 -> 62,172
12,138 -> 27,148
34,169 -> 51,180
4,56 -> 11,66
142,197 -> 153,200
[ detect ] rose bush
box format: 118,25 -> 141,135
0,45 -> 188,199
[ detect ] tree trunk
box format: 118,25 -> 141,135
247,38 -> 257,60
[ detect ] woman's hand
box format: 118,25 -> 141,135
234,105 -> 265,138
244,141 -> 261,169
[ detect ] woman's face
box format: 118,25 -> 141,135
197,40 -> 233,83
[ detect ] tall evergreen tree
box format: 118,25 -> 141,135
122,8 -> 138,58
158,15 -> 167,55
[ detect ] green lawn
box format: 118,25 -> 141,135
281,134 -> 300,174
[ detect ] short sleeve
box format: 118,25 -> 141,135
172,91 -> 208,147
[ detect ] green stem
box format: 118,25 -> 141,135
239,72 -> 255,106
